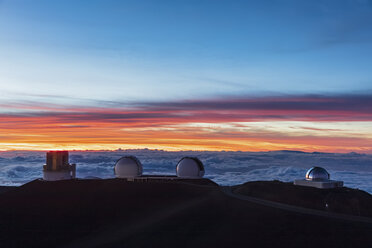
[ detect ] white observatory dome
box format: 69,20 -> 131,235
176,157 -> 205,178
305,167 -> 330,181
114,156 -> 143,178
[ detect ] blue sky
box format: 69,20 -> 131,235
0,0 -> 372,152
1,0 -> 372,102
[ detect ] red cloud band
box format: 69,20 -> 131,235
0,94 -> 371,152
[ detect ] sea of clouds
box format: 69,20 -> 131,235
0,150 -> 372,194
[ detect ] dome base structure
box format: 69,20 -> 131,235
43,170 -> 75,181
293,179 -> 343,189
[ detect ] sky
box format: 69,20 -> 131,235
0,0 -> 372,152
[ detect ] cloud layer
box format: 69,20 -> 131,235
1,150 -> 372,194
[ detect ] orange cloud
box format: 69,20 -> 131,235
0,94 -> 371,152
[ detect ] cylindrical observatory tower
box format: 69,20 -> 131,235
43,151 -> 76,181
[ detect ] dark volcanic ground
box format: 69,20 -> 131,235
0,179 -> 372,248
233,180 -> 372,217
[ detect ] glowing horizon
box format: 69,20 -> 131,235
1,95 -> 371,153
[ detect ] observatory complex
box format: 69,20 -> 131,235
294,167 -> 343,189
43,151 -> 76,181
5,154 -> 372,248
114,156 -> 205,181
41,151 -> 343,191
41,151 -> 206,182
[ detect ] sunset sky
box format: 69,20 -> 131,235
0,0 -> 372,152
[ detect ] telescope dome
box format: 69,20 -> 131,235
176,157 -> 205,178
114,156 -> 142,178
305,167 -> 330,181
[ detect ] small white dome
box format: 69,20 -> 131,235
115,156 -> 142,178
176,157 -> 205,178
306,167 -> 330,181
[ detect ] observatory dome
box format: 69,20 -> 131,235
305,167 -> 330,181
114,156 -> 143,178
176,157 -> 205,178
